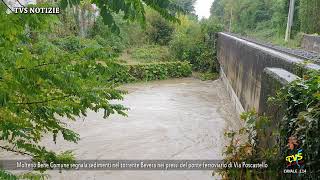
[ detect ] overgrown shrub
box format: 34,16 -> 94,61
128,45 -> 172,63
272,70 -> 320,179
210,0 -> 302,44
51,36 -> 116,59
145,8 -> 174,45
299,0 -> 320,34
89,16 -> 144,52
221,70 -> 320,179
109,61 -> 192,83
0,4 -> 128,179
199,72 -> 219,81
169,16 -> 223,72
219,111 -> 278,179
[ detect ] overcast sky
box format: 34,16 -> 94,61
195,0 -> 215,19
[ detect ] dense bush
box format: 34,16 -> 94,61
145,9 -> 175,46
52,36 -> 116,59
221,70 -> 320,179
210,0 -> 303,43
271,0 -> 300,38
219,111 -> 278,179
0,0 -> 185,178
299,0 -> 320,34
52,36 -> 86,52
169,16 -> 223,72
109,61 -> 192,83
0,4 -> 128,179
273,70 -> 320,179
171,0 -> 196,14
90,16 -> 146,51
128,45 -> 172,63
198,72 -> 219,81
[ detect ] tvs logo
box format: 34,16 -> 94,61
283,136 -> 306,174
1,0 -> 60,14
286,148 -> 303,167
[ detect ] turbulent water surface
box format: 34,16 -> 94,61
3,78 -> 241,180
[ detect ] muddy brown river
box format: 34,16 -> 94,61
2,78 -> 242,180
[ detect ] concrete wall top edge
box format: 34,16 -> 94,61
264,67 -> 300,85
219,32 -> 320,71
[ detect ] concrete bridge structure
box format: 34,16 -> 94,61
217,32 -> 320,120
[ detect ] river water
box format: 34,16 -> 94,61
2,78 -> 242,180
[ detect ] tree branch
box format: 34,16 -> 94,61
13,95 -> 72,105
0,145 -> 32,156
17,62 -> 64,70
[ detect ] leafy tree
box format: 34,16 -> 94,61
170,15 -> 223,72
89,15 -> 134,52
60,0 -> 181,34
172,0 -> 196,14
145,9 -> 174,45
210,0 -> 302,39
0,0 -> 127,164
299,0 -> 320,34
0,0 -> 180,178
210,0 -> 225,20
270,70 -> 320,179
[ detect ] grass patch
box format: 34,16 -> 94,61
119,45 -> 173,64
110,61 -> 192,83
193,72 -> 219,81
244,28 -> 303,48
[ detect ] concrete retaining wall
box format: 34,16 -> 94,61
301,34 -> 320,53
217,32 -> 320,115
259,68 -> 298,121
258,68 -> 299,148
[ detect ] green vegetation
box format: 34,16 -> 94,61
145,9 -> 175,46
0,0 -> 189,178
2,0 -> 318,179
198,72 -> 219,81
121,45 -> 172,64
272,70 -> 320,179
1,0 -> 219,178
220,111 -> 277,179
193,72 -> 219,81
172,0 -> 196,14
299,0 -> 320,34
210,0 -> 320,46
169,16 -> 223,72
221,70 -> 320,179
59,0 -> 181,34
112,62 -> 192,84
210,1 -> 320,179
113,3 -> 223,74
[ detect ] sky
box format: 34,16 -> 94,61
195,0 -> 215,19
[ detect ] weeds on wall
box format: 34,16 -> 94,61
271,70 -> 320,179
219,110 -> 280,180
221,70 -> 320,179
